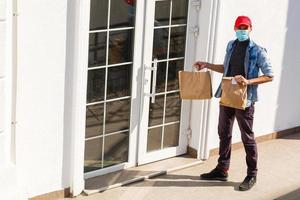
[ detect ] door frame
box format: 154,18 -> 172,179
67,0 -> 206,196
137,0 -> 194,165
66,0 -> 148,195
82,0 -> 149,179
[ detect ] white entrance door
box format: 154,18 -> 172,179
83,0 -> 191,178
84,0 -> 138,178
138,0 -> 190,165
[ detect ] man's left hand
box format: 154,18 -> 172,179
234,75 -> 249,86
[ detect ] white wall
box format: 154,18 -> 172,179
0,0 -> 9,167
0,0 -> 14,170
0,0 -> 25,199
15,0 -> 68,197
188,0 -> 215,157
205,0 -> 300,150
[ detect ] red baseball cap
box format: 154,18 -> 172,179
234,16 -> 252,29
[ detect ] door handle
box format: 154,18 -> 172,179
144,58 -> 158,103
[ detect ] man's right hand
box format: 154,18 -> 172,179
193,61 -> 209,71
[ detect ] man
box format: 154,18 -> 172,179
193,16 -> 274,191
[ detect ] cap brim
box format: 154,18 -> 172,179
236,22 -> 251,28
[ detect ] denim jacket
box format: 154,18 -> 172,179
215,39 -> 274,105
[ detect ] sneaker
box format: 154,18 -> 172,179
200,167 -> 228,181
239,176 -> 256,191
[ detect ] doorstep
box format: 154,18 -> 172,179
84,154 -> 203,195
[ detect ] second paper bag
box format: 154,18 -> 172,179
220,77 -> 247,110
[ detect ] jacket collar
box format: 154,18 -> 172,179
248,39 -> 256,49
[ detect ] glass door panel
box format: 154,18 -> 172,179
84,0 -> 136,173
147,0 -> 188,153
139,0 -> 189,165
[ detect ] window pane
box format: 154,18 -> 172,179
169,26 -> 186,58
90,0 -> 108,30
109,30 -> 134,64
86,104 -> 104,138
148,94 -> 164,127
163,123 -> 180,148
147,127 -> 162,152
107,65 -> 132,100
89,32 -> 107,67
165,92 -> 181,123
167,59 -> 184,91
103,132 -> 129,168
110,0 -> 135,28
84,137 -> 103,172
171,0 -> 188,25
105,99 -> 131,134
87,68 -> 105,103
153,28 -> 169,60
154,0 -> 170,26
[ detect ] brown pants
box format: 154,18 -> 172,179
216,104 -> 258,176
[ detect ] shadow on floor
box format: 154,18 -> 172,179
280,132 -> 300,140
84,154 -> 199,190
125,174 -> 241,191
274,188 -> 300,200
85,169 -> 160,190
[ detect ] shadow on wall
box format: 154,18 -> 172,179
275,0 -> 300,132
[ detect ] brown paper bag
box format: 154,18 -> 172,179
220,77 -> 247,110
178,71 -> 212,100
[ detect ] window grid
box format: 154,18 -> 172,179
90,26 -> 134,34
153,24 -> 186,29
88,61 -> 133,71
148,0 -> 187,151
86,129 -> 130,141
152,57 -> 184,64
160,0 -> 173,150
154,89 -> 180,96
100,0 -> 112,169
86,0 -> 136,170
86,96 -> 131,107
148,121 -> 180,130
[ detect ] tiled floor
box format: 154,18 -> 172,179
64,132 -> 300,200
84,155 -> 202,194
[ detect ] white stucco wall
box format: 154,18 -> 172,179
0,0 -> 10,169
0,0 -> 14,172
0,0 -> 24,199
205,0 -> 300,150
188,0 -> 215,159
15,0 -> 68,197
